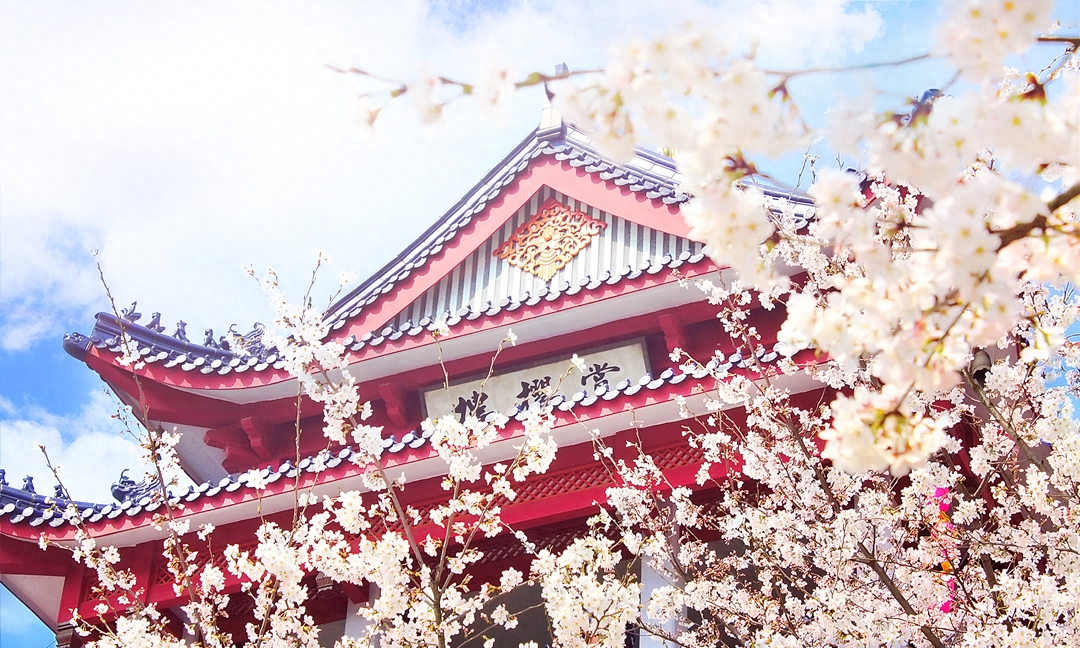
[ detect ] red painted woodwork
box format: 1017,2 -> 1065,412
19,375 -> 828,633
241,417 -> 277,460
58,563 -> 86,625
338,158 -> 691,343
79,255 -> 716,401
0,536 -> 74,576
2,359 -> 815,547
65,290 -> 730,477
658,313 -> 686,353
378,382 -> 410,428
131,541 -> 155,606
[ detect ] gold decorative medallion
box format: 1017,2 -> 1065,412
493,198 -> 607,281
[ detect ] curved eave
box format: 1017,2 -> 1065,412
72,255 -> 719,415
3,361 -> 822,546
63,130 -> 704,398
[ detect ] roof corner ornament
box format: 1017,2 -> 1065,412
0,468 -> 7,486
62,332 -> 92,361
232,323 -> 269,359
111,470 -> 137,502
174,320 -> 189,343
146,312 -> 166,333
204,328 -> 221,349
120,301 -> 142,323
493,199 -> 607,282
110,469 -> 159,503
22,475 -> 35,493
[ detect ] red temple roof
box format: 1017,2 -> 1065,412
4,112 -> 823,635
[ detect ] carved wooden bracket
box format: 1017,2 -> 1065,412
204,426 -> 242,448
204,426 -> 261,473
493,198 -> 606,281
379,382 -> 411,428
203,416 -> 284,472
241,416 -> 276,459
659,313 -> 686,352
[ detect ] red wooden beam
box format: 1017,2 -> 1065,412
241,416 -> 276,459
130,541 -> 156,605
0,536 -> 74,576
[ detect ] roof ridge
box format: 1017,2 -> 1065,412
324,126 -> 549,322
322,124 -> 694,330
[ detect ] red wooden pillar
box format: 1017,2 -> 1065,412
131,540 -> 156,604
56,562 -> 86,648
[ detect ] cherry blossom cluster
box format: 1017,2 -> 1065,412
251,262 -> 364,445
158,307 -> 564,648
549,0 -> 1077,473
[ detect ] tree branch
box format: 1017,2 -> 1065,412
759,54 -> 932,79
995,182 -> 1080,250
856,544 -> 947,648
1048,182 -> 1080,213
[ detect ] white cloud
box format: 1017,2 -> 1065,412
0,390 -> 145,503
0,0 -> 884,351
740,1 -> 884,67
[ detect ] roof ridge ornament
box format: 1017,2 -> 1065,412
120,301 -> 141,323
537,63 -> 567,140
493,198 -> 606,282
111,469 -> 160,503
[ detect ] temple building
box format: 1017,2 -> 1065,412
0,105 -> 820,647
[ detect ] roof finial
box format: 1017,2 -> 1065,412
147,312 -> 165,333
111,469 -> 137,502
174,320 -> 189,343
121,301 -> 141,323
539,63 -> 567,137
546,62 -> 569,100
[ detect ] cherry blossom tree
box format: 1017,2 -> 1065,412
531,3 -> 1078,646
38,1 -> 1080,647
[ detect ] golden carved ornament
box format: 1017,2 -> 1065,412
493,198 -> 607,281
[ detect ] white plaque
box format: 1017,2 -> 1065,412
422,340 -> 649,421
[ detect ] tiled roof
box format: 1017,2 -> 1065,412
341,249 -> 709,352
61,125 -> 689,373
64,248 -> 713,375
323,125 -> 812,330
63,313 -> 287,375
319,125 -> 697,328
0,482 -> 111,528
63,122 -> 813,377
6,343 -> 785,530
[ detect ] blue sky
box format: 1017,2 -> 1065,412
1,1 -> 1076,645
